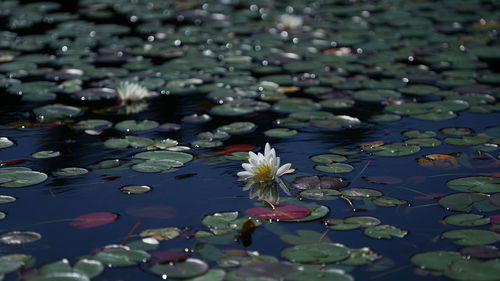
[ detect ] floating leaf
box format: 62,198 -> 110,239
442,229 -> 500,246
70,212 -> 118,229
341,188 -> 382,199
264,128 -> 298,138
291,176 -> 349,190
315,163 -> 354,173
92,245 -> 150,267
438,193 -> 499,212
32,150 -> 60,159
300,189 -> 340,200
444,214 -> 490,227
55,167 -> 88,177
0,195 -> 16,204
217,122 -> 256,134
120,185 -> 151,194
444,259 -> 500,281
341,247 -> 381,266
447,176 -> 500,193
139,227 -> 181,241
115,120 -> 159,132
150,258 -> 208,279
0,137 -> 14,149
281,243 -> 351,264
410,251 -> 464,271
33,104 -> 81,121
0,167 -> 48,187
0,255 -> 23,275
370,143 -> 421,157
460,245 -> 500,259
245,203 -> 310,221
280,229 -> 332,245
372,197 -> 407,207
364,225 -> 407,239
0,231 -> 41,244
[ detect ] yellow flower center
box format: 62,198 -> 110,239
255,164 -> 272,180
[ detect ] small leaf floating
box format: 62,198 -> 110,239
69,212 -> 119,229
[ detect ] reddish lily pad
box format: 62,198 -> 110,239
245,203 -> 310,221
70,212 -> 119,229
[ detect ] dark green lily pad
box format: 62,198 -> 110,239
438,193 -> 500,212
33,104 -> 81,122
444,135 -> 490,146
404,138 -> 442,147
447,176 -> 500,193
341,188 -> 383,199
441,127 -> 472,136
285,270 -> 354,281
299,189 -> 341,201
0,167 -> 48,187
410,251 -> 464,271
364,225 -> 408,239
217,122 -> 256,134
370,143 -> 421,157
92,245 -> 150,267
442,229 -> 500,246
315,163 -> 354,173
0,231 -> 41,244
444,259 -> 500,281
372,197 -> 407,207
341,248 -> 382,266
403,130 -> 437,138
264,128 -> 298,138
0,255 -> 23,275
55,167 -> 88,177
32,150 -> 60,159
353,89 -> 401,102
0,137 -> 14,149
311,154 -> 347,164
0,195 -> 16,204
281,243 -> 351,264
371,114 -> 401,122
150,258 -> 209,279
310,115 -> 361,129
75,119 -> 112,130
444,214 -> 490,227
134,151 -> 193,163
115,120 -> 159,132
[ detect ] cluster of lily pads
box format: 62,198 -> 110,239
0,0 -> 499,280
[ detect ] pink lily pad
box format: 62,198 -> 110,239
489,214 -> 500,224
245,203 -> 310,221
152,250 -> 189,263
70,212 -> 119,229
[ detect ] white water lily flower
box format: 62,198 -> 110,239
237,143 -> 292,183
278,14 -> 303,30
116,81 -> 157,105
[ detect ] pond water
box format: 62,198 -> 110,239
0,0 -> 499,280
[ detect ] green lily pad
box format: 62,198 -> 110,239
311,154 -> 347,164
0,167 -> 48,187
341,188 -> 383,199
0,231 -> 41,244
37,259 -> 104,280
0,195 -> 16,204
404,138 -> 442,147
315,163 -> 354,173
0,255 -> 23,275
310,115 -> 361,129
444,258 -> 500,281
320,99 -> 355,109
299,189 -> 341,200
104,136 -> 154,149
438,193 -> 500,212
91,245 -> 150,267
371,114 -> 401,122
33,104 -> 81,121
55,167 -> 88,177
0,137 -> 14,149
410,251 -> 464,271
364,225 -> 408,239
264,128 -> 298,138
285,270 -> 354,281
327,216 -> 381,231
272,98 -> 321,113
115,120 -> 159,132
134,151 -> 193,163
445,135 -> 490,146
75,119 -> 112,130
372,197 -> 407,207
353,89 -> 401,102
281,243 -> 351,264
447,176 -> 500,193
217,122 -> 256,134
341,248 -> 382,266
441,127 -> 472,136
32,150 -> 60,159
131,159 -> 183,173
444,214 -> 490,227
139,227 -> 181,241
280,229 -> 333,245
442,229 -> 500,246
150,258 -> 209,279
403,130 -> 437,138
370,143 -> 421,157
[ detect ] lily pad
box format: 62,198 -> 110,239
299,189 -> 341,200
0,137 -> 14,149
0,231 -> 41,244
439,193 -> 499,212
92,245 -> 150,267
245,203 -> 311,221
139,227 -> 181,241
315,163 -> 354,173
115,120 -> 159,132
281,243 -> 351,264
70,212 -> 118,229
33,104 -> 81,121
55,167 -> 88,177
442,229 -> 500,246
264,128 -> 298,138
32,150 -> 60,159
444,258 -> 500,281
410,250 -> 464,271
120,185 -> 151,194
447,176 -> 500,193
370,143 -> 421,157
134,151 -> 193,163
0,167 -> 48,187
364,225 -> 408,239
444,214 -> 490,227
150,258 -> 209,279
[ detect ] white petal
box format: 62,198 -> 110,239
276,163 -> 292,177
237,171 -> 253,178
264,143 -> 271,157
241,163 -> 254,172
